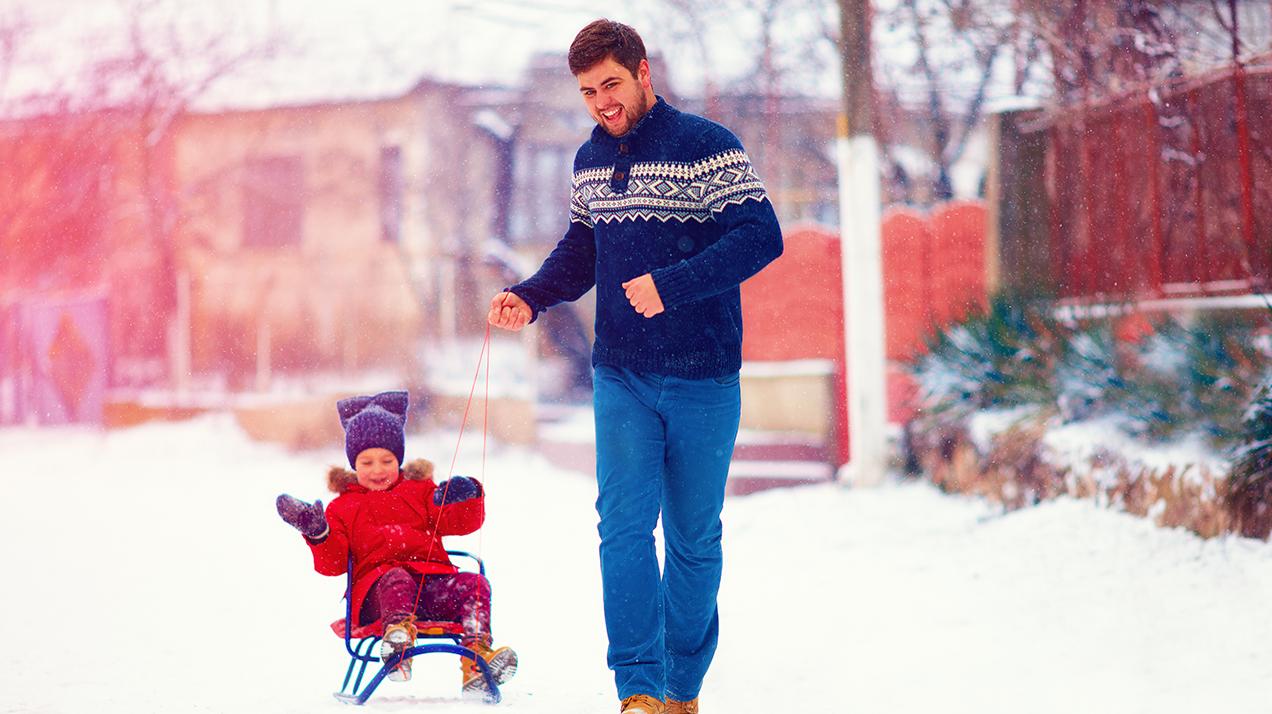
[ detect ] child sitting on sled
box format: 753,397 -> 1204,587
275,390 -> 517,695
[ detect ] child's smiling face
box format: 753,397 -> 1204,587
354,448 -> 400,491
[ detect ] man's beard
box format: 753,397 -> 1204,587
603,93 -> 652,137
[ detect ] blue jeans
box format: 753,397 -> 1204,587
592,364 -> 741,702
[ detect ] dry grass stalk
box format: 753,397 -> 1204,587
908,418 -> 1248,540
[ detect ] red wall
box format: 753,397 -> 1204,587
929,202 -> 987,327
741,204 -> 987,464
880,210 -> 933,361
742,227 -> 844,362
741,226 -> 847,464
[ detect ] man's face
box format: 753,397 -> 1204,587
577,56 -> 654,138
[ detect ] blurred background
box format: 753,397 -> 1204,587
1,0 -> 1269,494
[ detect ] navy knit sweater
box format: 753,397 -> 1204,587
509,97 -> 783,379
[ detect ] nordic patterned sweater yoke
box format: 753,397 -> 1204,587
509,97 -> 783,380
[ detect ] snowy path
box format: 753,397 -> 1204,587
3,416 -> 1270,713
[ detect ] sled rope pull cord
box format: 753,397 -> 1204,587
480,323 -> 492,556
411,324 -> 494,617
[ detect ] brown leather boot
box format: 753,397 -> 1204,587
378,619 -> 417,682
460,636 -> 519,698
620,694 -> 667,713
666,697 -> 699,714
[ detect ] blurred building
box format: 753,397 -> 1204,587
0,110 -> 176,423
2,44 -> 977,424
170,79 -> 505,389
691,92 -> 841,227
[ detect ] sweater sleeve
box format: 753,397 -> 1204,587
649,131 -> 783,309
508,169 -> 597,322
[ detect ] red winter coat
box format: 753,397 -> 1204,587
305,459 -> 484,634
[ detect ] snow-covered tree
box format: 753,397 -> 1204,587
1227,377 -> 1272,538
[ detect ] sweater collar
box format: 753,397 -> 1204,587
590,95 -> 672,149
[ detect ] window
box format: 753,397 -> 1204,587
242,155 -> 304,248
379,145 -> 404,244
533,148 -> 563,232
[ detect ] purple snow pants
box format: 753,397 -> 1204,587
360,567 -> 492,638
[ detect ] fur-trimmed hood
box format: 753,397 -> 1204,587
327,458 -> 435,493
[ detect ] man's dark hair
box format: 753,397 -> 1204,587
568,19 -> 647,77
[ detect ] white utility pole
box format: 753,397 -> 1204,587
837,0 -> 888,486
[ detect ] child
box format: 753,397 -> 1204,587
276,390 -> 517,695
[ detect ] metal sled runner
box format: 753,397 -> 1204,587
333,551 -> 503,705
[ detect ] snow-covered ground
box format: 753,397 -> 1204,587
3,416 -> 1271,714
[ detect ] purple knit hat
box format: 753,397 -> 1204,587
337,391 -> 408,468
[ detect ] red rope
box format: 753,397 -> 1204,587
409,326 -> 493,622
480,326 -> 491,554
446,325 -> 492,483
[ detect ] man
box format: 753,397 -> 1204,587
487,19 -> 782,714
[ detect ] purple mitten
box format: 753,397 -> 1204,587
276,494 -> 328,539
433,476 -> 483,506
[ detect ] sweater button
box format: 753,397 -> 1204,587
619,143 -> 629,155
614,170 -> 626,181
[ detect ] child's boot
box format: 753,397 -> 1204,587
379,619 -> 418,682
460,635 -> 518,698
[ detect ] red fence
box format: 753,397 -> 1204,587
742,210 -> 986,367
1032,60 -> 1272,300
741,208 -> 987,461
881,203 -> 987,360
